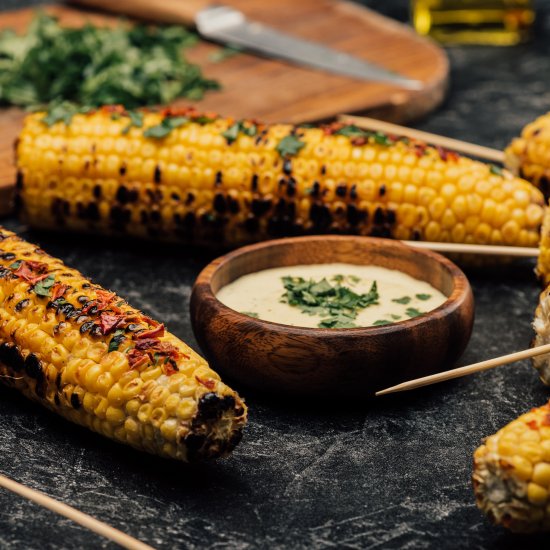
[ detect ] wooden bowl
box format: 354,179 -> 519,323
190,236 -> 474,399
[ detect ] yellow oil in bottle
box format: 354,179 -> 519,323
412,0 -> 535,45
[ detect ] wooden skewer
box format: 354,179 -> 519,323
0,473 -> 155,550
402,240 -> 539,258
339,114 -> 506,164
376,343 -> 550,397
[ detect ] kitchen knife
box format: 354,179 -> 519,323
68,0 -> 423,90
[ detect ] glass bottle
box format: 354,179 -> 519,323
411,0 -> 535,45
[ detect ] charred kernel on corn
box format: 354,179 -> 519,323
0,227 -> 246,462
473,401 -> 550,533
16,105 -> 545,250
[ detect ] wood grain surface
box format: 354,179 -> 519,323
0,2 -> 448,216
190,236 -> 474,399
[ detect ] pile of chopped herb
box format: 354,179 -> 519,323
0,13 -> 219,109
280,275 -> 379,329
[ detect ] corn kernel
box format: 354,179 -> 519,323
511,455 -> 533,481
528,482 -> 549,506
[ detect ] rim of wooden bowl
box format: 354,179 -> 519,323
192,235 -> 473,338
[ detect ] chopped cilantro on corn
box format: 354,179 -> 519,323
15,105 -> 545,249
0,227 -> 246,462
474,401 -> 550,532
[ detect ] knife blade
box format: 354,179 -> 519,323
195,6 -> 422,90
68,0 -> 423,90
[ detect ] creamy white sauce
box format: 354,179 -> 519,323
216,263 -> 447,328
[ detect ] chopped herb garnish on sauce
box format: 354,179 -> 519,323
281,275 -> 378,329
415,293 -> 432,301
276,135 -> 305,157
391,314 -> 402,320
405,307 -> 424,318
373,319 -> 391,326
33,274 -> 55,297
319,316 -> 358,329
392,296 -> 411,305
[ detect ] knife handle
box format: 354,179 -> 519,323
67,0 -> 211,27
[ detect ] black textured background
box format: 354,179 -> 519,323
1,1 -> 550,548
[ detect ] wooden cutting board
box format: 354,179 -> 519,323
0,1 -> 449,215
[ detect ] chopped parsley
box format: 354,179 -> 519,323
9,260 -> 22,270
405,307 -> 424,318
222,120 -> 257,144
41,102 -> 89,127
281,276 -> 379,329
489,164 -> 504,176
33,274 -> 55,297
334,125 -> 365,137
0,13 -> 219,110
319,316 -> 358,329
276,135 -> 305,157
373,319 -> 391,326
373,132 -> 393,146
392,296 -> 411,305
334,125 -> 393,146
415,293 -> 432,301
193,115 -> 218,125
108,329 -> 126,352
121,110 -> 144,135
144,116 -> 189,138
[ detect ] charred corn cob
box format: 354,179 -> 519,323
473,401 -> 550,532
506,112 -> 550,198
0,226 -> 246,461
15,105 -> 545,249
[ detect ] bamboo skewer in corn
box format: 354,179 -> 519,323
403,240 -> 539,257
0,473 -> 155,550
339,114 -> 506,164
376,343 -> 550,396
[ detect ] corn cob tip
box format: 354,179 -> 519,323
0,227 -> 246,462
473,401 -> 550,533
505,112 -> 550,199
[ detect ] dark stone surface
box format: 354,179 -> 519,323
2,1 -> 550,549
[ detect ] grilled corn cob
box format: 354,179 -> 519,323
15,105 -> 545,249
506,112 -> 550,198
473,401 -> 550,532
0,226 -> 246,462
